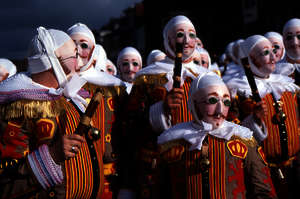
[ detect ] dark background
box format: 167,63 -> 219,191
4,0 -> 300,70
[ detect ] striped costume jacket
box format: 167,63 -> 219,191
120,59 -> 208,198
157,121 -> 277,199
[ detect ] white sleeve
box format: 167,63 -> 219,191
149,101 -> 172,133
241,114 -> 268,142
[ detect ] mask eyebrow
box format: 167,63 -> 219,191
207,92 -> 219,96
79,39 -> 89,43
223,93 -> 230,98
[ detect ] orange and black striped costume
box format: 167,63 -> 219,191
158,135 -> 276,199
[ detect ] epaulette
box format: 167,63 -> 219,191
0,98 -> 65,120
134,73 -> 168,86
159,139 -> 187,163
230,135 -> 257,147
227,136 -> 257,159
83,83 -> 127,97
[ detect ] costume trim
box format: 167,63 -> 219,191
227,139 -> 248,159
0,98 -> 64,120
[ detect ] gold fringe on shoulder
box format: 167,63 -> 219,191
134,73 -> 168,86
0,98 -> 65,120
158,138 -> 189,154
230,135 -> 257,147
83,83 -> 127,97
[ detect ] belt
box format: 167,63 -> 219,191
103,162 -> 117,176
0,159 -> 21,173
268,156 -> 296,168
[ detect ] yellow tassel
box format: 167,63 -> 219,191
0,98 -> 65,120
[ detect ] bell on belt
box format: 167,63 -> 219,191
89,127 -> 101,140
200,158 -> 210,170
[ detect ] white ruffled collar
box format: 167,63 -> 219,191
157,120 -> 253,151
63,67 -> 126,112
226,73 -> 299,100
135,57 -> 209,91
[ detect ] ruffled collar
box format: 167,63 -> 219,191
0,72 -> 63,104
226,73 -> 299,100
135,57 -> 209,91
157,120 -> 253,151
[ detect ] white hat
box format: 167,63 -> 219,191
283,18 -> 300,34
106,59 -> 117,76
27,27 -> 71,87
264,31 -> 285,60
264,31 -> 283,41
163,15 -> 195,59
225,41 -> 235,59
67,23 -> 95,44
146,49 -> 166,65
197,47 -> 211,68
0,58 -> 17,77
241,35 -> 268,57
241,35 -> 270,77
117,47 -> 142,69
188,71 -> 226,124
94,44 -> 108,72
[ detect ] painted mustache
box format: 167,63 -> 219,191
206,113 -> 227,119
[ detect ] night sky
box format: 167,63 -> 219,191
0,0 -> 142,60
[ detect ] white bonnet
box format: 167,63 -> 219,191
225,41 -> 235,59
241,35 -> 269,57
117,47 -> 142,68
197,47 -> 211,67
163,15 -> 195,58
106,59 -> 117,76
94,44 -> 108,72
27,27 -> 71,75
283,18 -> 300,34
188,71 -> 226,124
264,31 -> 283,41
67,23 -> 95,44
0,58 -> 17,77
146,49 -> 166,65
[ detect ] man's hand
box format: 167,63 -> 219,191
253,100 -> 268,125
49,133 -> 85,163
163,88 -> 184,114
62,134 -> 85,159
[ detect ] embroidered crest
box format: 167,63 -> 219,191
227,139 -> 248,159
257,147 -> 268,165
107,97 -> 114,111
1,121 -> 29,158
36,119 -> 55,141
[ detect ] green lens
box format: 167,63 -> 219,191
208,97 -> 218,104
223,99 -> 231,107
176,32 -> 184,38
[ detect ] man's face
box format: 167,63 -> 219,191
200,54 -> 209,68
193,85 -> 231,129
0,65 -> 9,82
55,39 -> 78,78
169,23 -> 197,60
70,34 -> 94,68
283,26 -> 300,61
106,64 -> 115,76
268,37 -> 284,62
119,54 -> 141,83
250,40 -> 276,75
